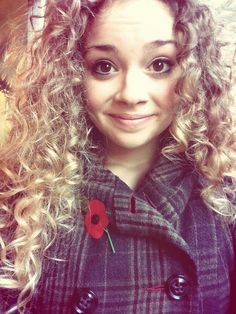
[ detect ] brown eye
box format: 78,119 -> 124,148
93,60 -> 117,75
148,58 -> 173,74
152,60 -> 165,72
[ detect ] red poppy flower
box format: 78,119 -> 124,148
85,199 -> 109,239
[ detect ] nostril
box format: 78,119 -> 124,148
129,195 -> 136,213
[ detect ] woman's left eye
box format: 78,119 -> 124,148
147,58 -> 173,74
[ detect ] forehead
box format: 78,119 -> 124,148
86,0 -> 175,45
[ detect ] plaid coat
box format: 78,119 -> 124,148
2,155 -> 236,313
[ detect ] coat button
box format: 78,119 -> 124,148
71,288 -> 98,314
166,275 -> 190,300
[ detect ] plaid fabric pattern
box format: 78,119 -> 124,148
4,155 -> 236,313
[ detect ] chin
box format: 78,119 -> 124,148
109,137 -> 158,151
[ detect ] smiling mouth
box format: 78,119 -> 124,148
108,113 -> 156,128
109,113 -> 156,120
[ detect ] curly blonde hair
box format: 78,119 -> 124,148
1,0 -> 235,312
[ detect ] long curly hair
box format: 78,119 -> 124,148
1,0 -> 235,312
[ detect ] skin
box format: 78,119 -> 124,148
83,0 -> 181,188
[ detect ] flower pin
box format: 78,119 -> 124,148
84,199 -> 115,253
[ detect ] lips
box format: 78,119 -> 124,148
109,113 -> 155,120
108,113 -> 156,129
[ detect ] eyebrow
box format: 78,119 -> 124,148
146,40 -> 177,49
84,40 -> 176,54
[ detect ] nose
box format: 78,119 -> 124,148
114,68 -> 149,106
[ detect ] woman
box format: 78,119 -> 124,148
1,0 -> 236,313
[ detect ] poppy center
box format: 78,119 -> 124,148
91,214 -> 100,225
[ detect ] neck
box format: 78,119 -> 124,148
104,140 -> 159,189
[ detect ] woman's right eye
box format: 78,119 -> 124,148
91,60 -> 117,75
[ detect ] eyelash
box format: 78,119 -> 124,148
147,58 -> 174,75
89,57 -> 174,77
91,60 -> 118,76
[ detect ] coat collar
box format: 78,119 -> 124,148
82,153 -> 199,274
83,152 -> 198,231
84,153 -> 196,219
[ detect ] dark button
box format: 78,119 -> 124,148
71,288 -> 98,314
166,275 -> 190,300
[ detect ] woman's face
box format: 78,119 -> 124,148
83,0 -> 180,151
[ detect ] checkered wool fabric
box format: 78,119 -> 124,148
3,154 -> 236,314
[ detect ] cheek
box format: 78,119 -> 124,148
153,79 -> 179,109
84,82 -> 101,111
84,78 -> 112,111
